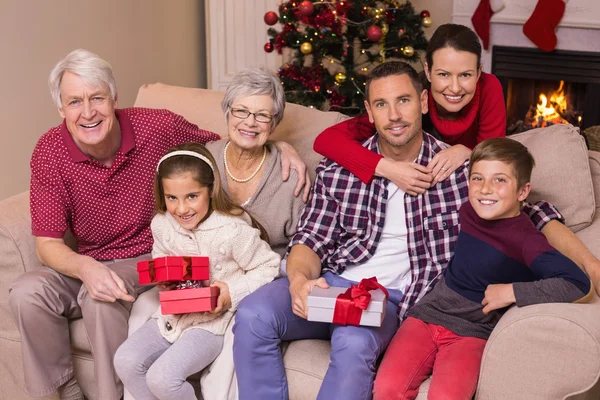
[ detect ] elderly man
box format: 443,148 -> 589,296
8,49 -> 307,400
231,61 -> 578,400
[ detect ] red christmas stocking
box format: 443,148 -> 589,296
471,0 -> 505,50
523,0 -> 566,52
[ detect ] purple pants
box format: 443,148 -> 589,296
233,273 -> 402,400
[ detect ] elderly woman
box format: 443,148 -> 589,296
205,67 -> 305,256
125,67 -> 305,400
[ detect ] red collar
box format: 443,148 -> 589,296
427,80 -> 481,140
61,109 -> 135,163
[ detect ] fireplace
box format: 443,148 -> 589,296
491,46 -> 600,135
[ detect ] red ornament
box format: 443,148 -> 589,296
420,10 -> 430,18
264,42 -> 274,53
298,1 -> 315,16
264,11 -> 278,26
367,25 -> 383,42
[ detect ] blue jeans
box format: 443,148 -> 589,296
233,272 -> 402,400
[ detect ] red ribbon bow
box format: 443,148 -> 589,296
332,277 -> 389,326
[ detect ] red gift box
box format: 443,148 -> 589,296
137,256 -> 210,285
159,286 -> 220,315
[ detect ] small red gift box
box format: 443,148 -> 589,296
137,256 -> 210,285
159,286 -> 220,315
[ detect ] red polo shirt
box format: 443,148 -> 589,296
30,108 -> 220,260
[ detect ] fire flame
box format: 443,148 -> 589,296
531,80 -> 569,128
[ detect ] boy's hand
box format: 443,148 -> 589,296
482,284 -> 516,314
210,281 -> 231,314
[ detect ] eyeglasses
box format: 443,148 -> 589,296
230,108 -> 274,124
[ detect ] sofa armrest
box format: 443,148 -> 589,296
0,191 -> 41,341
476,298 -> 600,400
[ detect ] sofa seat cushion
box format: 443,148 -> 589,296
283,339 -> 430,399
511,124 -> 595,232
69,318 -> 91,354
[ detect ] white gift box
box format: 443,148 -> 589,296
307,286 -> 387,327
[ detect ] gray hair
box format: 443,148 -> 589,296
220,67 -> 286,128
48,49 -> 117,109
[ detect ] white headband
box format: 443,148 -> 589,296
156,150 -> 215,173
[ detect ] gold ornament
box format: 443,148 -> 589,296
300,42 -> 313,54
402,46 -> 415,57
422,16 -> 432,28
335,72 -> 347,84
381,23 -> 389,35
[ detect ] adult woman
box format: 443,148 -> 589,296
313,23 -> 506,194
205,67 -> 305,256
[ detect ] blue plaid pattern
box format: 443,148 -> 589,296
290,132 -> 562,320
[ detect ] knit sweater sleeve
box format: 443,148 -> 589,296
512,231 -> 593,306
226,224 -> 281,311
476,73 -> 507,143
313,114 -> 381,183
150,214 -> 172,258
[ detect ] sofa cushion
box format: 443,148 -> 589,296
133,83 -> 350,177
510,124 -> 595,232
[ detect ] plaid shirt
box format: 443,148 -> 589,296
290,132 -> 563,320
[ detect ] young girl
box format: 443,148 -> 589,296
314,23 -> 506,192
114,143 -> 280,400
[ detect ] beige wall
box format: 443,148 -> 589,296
412,0 -> 455,38
0,0 -> 206,200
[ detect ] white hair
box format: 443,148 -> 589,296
221,67 -> 286,128
48,49 -> 117,109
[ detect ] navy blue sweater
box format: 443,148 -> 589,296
408,201 -> 592,339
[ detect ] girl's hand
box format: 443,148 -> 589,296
156,282 -> 177,291
210,281 -> 232,314
482,284 -> 516,315
428,144 -> 471,184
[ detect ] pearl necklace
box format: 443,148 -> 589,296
223,141 -> 267,183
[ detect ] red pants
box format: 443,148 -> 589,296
373,317 -> 487,400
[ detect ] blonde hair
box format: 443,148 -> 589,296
154,143 -> 269,242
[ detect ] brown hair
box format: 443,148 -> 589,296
469,138 -> 535,189
425,24 -> 482,72
154,143 -> 269,242
365,61 -> 423,102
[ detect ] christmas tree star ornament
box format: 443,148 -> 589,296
523,0 -> 567,52
471,0 -> 505,50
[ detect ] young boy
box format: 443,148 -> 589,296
373,138 -> 594,400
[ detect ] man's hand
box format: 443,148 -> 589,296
482,283 -> 516,315
275,141 -> 311,202
428,144 -> 471,184
78,260 -> 135,303
210,281 -> 232,314
289,276 -> 329,319
376,158 -> 433,196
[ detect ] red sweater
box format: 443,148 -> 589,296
313,72 -> 506,183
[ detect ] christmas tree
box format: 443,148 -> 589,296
264,0 -> 432,115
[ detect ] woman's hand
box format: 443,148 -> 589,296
482,284 -> 516,314
274,141 -> 311,202
210,281 -> 232,314
428,144 -> 471,184
375,158 -> 433,196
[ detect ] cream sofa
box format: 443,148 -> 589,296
2,83 -> 600,400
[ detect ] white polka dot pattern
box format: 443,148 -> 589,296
30,108 -> 220,261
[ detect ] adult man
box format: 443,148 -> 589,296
8,49 -> 307,400
232,61 -> 565,400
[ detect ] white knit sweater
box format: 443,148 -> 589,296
151,211 -> 281,342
